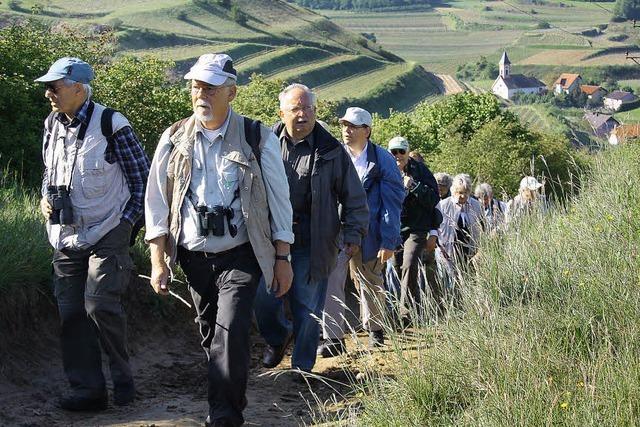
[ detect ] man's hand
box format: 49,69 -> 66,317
344,243 -> 360,257
426,235 -> 438,253
271,260 -> 293,298
150,261 -> 170,296
377,248 -> 394,264
40,196 -> 52,221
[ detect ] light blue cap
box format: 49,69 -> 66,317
34,57 -> 94,84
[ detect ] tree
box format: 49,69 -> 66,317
615,0 -> 640,20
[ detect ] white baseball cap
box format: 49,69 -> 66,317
520,176 -> 543,191
339,107 -> 372,127
184,53 -> 237,86
388,136 -> 409,152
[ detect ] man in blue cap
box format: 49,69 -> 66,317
36,57 -> 150,411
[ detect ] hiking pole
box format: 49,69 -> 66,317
138,274 -> 192,308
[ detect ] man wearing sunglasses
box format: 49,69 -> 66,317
388,136 -> 442,324
36,57 -> 150,411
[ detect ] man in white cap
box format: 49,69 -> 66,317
506,176 -> 546,224
36,57 -> 149,411
388,136 -> 442,323
318,107 -> 403,355
145,53 -> 294,427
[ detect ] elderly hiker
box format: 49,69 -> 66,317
145,53 -> 294,427
506,176 -> 547,224
37,57 -> 149,411
474,182 -> 507,233
435,172 -> 453,200
436,174 -> 485,299
318,107 -> 404,356
388,136 -> 442,324
254,84 -> 368,374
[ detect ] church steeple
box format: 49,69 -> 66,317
499,51 -> 511,78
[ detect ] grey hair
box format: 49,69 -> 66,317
434,172 -> 452,188
279,83 -> 317,109
62,78 -> 92,100
474,183 -> 493,199
451,173 -> 472,195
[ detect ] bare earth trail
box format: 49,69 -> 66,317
435,74 -> 465,95
0,281 -> 359,427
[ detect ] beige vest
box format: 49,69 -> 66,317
165,111 -> 276,284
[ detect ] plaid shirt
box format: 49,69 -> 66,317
54,100 -> 150,225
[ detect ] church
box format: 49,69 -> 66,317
491,51 -> 547,101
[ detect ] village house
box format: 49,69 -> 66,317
604,90 -> 638,111
583,111 -> 619,137
580,85 -> 607,103
491,51 -> 546,101
553,73 -> 582,95
609,124 -> 640,145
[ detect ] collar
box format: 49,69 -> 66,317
56,97 -> 91,128
195,108 -> 231,143
346,141 -> 368,162
279,126 -> 314,147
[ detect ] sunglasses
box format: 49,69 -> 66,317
390,149 -> 406,155
44,83 -> 66,94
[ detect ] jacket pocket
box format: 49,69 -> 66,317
80,157 -> 107,199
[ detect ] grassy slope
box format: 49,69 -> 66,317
349,144 -> 640,426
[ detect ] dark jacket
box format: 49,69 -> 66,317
360,142 -> 404,262
274,122 -> 369,281
400,157 -> 441,235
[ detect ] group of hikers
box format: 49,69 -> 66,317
34,53 -> 547,427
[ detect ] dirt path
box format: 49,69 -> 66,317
435,74 -> 465,95
0,283 -> 359,427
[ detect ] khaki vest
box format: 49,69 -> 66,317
165,111 -> 276,284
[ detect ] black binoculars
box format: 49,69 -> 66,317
47,185 -> 74,225
196,205 -> 237,238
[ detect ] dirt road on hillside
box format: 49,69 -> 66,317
435,74 -> 465,95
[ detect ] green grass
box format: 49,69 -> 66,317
282,55 -> 386,89
615,107 -> 640,124
318,143 -> 640,426
236,46 -> 334,83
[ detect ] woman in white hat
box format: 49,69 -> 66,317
506,176 -> 547,224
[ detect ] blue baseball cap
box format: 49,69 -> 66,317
34,57 -> 95,84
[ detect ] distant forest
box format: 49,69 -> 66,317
290,0 -> 439,10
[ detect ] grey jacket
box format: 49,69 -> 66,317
274,121 -> 369,282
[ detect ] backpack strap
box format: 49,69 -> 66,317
243,116 -> 262,166
43,111 -> 58,153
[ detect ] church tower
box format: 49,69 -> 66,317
499,51 -> 511,79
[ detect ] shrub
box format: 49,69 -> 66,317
537,21 -> 551,29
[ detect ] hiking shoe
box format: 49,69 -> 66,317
58,393 -> 108,412
262,332 -> 293,369
368,330 -> 385,349
317,338 -> 346,358
114,382 -> 136,406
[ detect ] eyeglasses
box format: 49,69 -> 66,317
44,83 -> 66,94
282,105 -> 314,114
341,123 -> 368,130
390,149 -> 406,155
191,84 -> 230,96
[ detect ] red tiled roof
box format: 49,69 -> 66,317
580,85 -> 603,95
554,73 -> 581,89
613,124 -> 640,140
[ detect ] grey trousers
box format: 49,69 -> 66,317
390,232 -> 428,318
321,250 -> 386,339
53,220 -> 134,398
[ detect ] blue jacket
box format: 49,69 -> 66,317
359,142 -> 405,263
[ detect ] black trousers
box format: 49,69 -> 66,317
53,221 -> 134,398
177,243 -> 261,427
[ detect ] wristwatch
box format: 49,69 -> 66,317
275,254 -> 291,262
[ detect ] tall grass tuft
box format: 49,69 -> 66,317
325,144 -> 640,426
